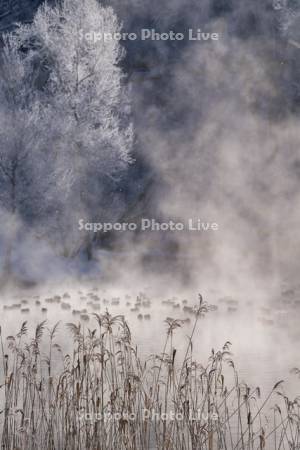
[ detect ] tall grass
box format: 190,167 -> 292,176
0,295 -> 299,450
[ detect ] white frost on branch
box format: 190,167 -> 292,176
0,0 -> 133,268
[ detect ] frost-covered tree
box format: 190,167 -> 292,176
0,0 -> 133,274
274,0 -> 300,36
31,0 -> 133,255
0,34 -> 50,275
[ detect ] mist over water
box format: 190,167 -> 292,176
1,0 -> 299,290
0,2 -> 300,448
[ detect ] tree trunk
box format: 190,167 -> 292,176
1,239 -> 13,285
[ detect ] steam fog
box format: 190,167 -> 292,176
0,1 -> 300,445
